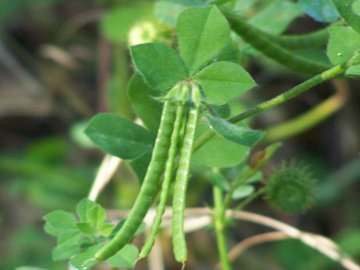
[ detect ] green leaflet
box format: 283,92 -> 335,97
128,73 -> 163,132
43,210 -> 77,236
70,244 -> 101,270
232,185 -> 255,200
44,200 -> 115,268
195,61 -> 256,105
107,244 -> 139,268
85,113 -> 155,160
207,113 -> 265,147
130,42 -> 188,90
332,0 -> 360,33
128,151 -> 152,183
86,205 -> 107,231
177,6 -> 230,74
76,199 -> 97,222
327,26 -> 360,75
191,124 -> 249,168
52,239 -> 81,261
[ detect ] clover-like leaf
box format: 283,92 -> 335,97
108,244 -> 139,268
332,0 -> 360,33
130,42 -> 188,90
327,26 -> 360,75
177,6 -> 230,74
52,241 -> 81,261
87,205 -> 106,231
195,61 -> 256,105
207,114 -> 265,147
70,244 -> 101,270
128,73 -> 163,132
207,170 -> 230,191
129,151 -> 152,183
43,210 -> 77,236
85,113 -> 155,160
76,198 -> 97,222
191,124 -> 249,168
232,185 -> 255,199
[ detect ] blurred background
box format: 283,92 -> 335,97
0,0 -> 359,269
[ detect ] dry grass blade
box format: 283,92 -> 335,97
88,154 -> 121,201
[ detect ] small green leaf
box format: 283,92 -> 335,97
76,198 -> 97,222
128,73 -> 163,132
77,222 -> 96,235
207,170 -> 230,191
108,244 -> 139,268
43,210 -> 77,236
195,61 -> 256,105
70,244 -> 101,270
87,205 -> 106,231
129,151 -> 152,183
298,0 -> 339,23
85,113 -> 155,160
57,230 -> 82,246
327,26 -> 360,75
207,103 -> 231,119
100,223 -> 114,237
207,114 -> 265,147
100,4 -> 153,43
246,171 -> 263,184
191,124 -> 249,168
232,185 -> 255,199
177,6 -> 230,74
332,0 -> 360,33
327,26 -> 360,64
130,42 -> 187,90
52,242 -> 81,261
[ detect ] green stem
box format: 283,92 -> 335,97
234,188 -> 265,211
213,187 -> 232,270
264,82 -> 348,142
222,144 -> 280,211
193,60 -> 354,152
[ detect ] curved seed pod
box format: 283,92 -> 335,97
270,28 -> 329,50
265,161 -> 316,213
95,86 -> 179,261
172,84 -> 201,263
139,85 -> 190,258
224,12 -> 329,75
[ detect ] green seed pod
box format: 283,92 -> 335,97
265,161 -> 316,213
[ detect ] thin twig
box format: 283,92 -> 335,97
107,208 -> 360,270
228,232 -> 288,261
228,210 -> 360,270
88,154 -> 121,201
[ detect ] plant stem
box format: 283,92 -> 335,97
263,80 -> 348,142
213,187 -> 232,270
193,58 -> 357,152
234,188 -> 265,211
